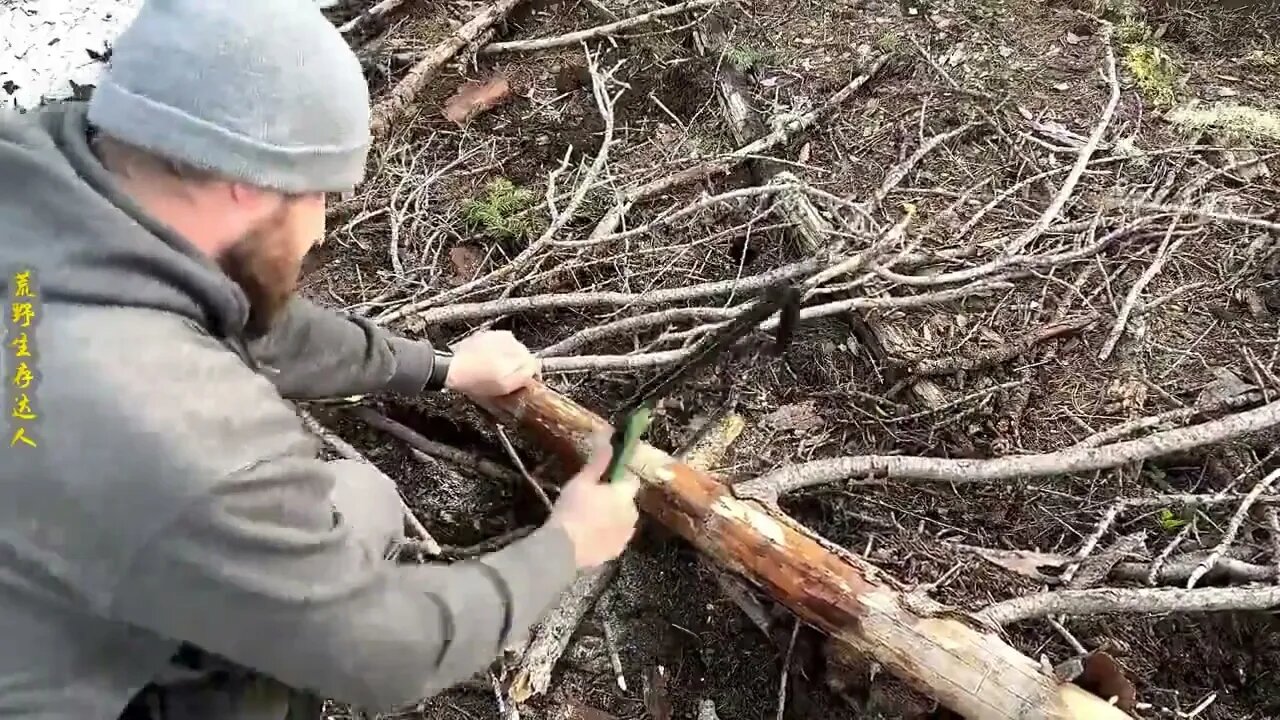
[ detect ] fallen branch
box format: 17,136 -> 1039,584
584,54 -> 894,245
911,313 -> 1100,377
541,280 -> 1010,373
735,400 -> 1280,504
1073,391 -> 1263,448
347,406 -> 522,485
1097,216 -> 1192,361
297,408 -> 441,554
339,0 -> 410,35
370,0 -> 526,141
978,584 -> 1280,625
1006,42 -> 1119,254
479,380 -> 1132,719
480,0 -> 722,54
1187,468 -> 1280,588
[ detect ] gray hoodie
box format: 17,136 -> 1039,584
0,103 -> 577,719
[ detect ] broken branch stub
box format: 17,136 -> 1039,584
477,381 -> 1132,720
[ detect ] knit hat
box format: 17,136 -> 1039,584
86,0 -> 371,194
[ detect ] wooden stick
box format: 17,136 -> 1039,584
339,0 -> 410,35
978,585 -> 1280,626
369,0 -> 526,140
478,381 -> 1132,719
736,399 -> 1280,504
480,0 -> 723,54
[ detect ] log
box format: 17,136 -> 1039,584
478,381 -> 1133,719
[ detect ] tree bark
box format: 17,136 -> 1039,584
478,381 -> 1133,720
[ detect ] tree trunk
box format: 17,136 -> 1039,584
478,382 -> 1133,720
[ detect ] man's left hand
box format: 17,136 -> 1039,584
443,330 -> 541,398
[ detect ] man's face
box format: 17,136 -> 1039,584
218,192 -> 326,339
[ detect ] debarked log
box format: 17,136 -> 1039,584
478,381 -> 1132,720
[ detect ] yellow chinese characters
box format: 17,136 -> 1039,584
8,269 -> 38,449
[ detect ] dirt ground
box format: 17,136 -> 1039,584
304,0 -> 1280,717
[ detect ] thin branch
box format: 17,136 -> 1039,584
339,0 -> 410,35
542,280 -> 1009,372
865,122 -> 979,214
1006,42 -> 1119,253
1073,391 -> 1263,448
347,407 -> 522,484
1187,468 -> 1280,588
495,425 -> 554,512
735,400 -> 1280,503
1097,216 -> 1192,361
977,584 -> 1280,625
480,0 -> 723,54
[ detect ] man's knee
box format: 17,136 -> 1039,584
328,460 -> 405,555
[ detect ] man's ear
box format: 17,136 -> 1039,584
227,182 -> 285,218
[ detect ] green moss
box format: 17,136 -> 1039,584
462,178 -> 537,240
1122,42 -> 1180,108
875,32 -> 902,53
1167,102 -> 1280,144
725,46 -> 775,71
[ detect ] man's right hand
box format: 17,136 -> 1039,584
549,432 -> 641,569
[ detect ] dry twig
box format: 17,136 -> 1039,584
480,0 -> 723,54
978,584 -> 1280,625
736,400 -> 1280,503
1187,468 -> 1280,588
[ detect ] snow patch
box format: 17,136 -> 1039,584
1,0 -> 143,111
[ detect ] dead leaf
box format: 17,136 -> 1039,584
958,544 -> 1069,583
442,74 -> 511,126
1064,31 -> 1083,45
761,401 -> 825,433
448,245 -> 483,285
1076,651 -> 1138,712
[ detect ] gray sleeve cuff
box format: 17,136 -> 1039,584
386,337 -> 436,395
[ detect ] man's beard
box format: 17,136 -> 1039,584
218,206 -> 303,340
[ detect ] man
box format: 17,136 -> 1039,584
0,1 -> 641,719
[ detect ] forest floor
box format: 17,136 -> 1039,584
300,0 -> 1280,718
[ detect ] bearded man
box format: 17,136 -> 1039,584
0,1 -> 640,719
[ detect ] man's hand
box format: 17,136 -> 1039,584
444,330 -> 541,398
549,433 -> 641,569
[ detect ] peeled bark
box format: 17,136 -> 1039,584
479,381 -> 1133,720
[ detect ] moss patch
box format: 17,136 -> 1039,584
1167,102 -> 1280,144
1121,42 -> 1180,108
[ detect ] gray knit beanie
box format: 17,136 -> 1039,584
87,0 -> 371,194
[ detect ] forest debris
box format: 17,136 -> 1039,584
977,584 -> 1280,625
735,399 -> 1280,504
448,244 -> 485,285
369,0 -> 525,140
1077,651 -> 1138,713
912,313 -> 1100,376
338,0 -> 410,35
442,73 -> 512,125
1186,468 -> 1280,588
347,407 -> 522,485
296,408 -> 440,554
959,544 -> 1279,586
481,0 -> 723,55
1069,533 -> 1148,590
481,380 -> 1134,719
761,401 -> 824,433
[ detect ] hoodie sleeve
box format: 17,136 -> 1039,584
246,296 -> 438,399
108,440 -> 579,712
